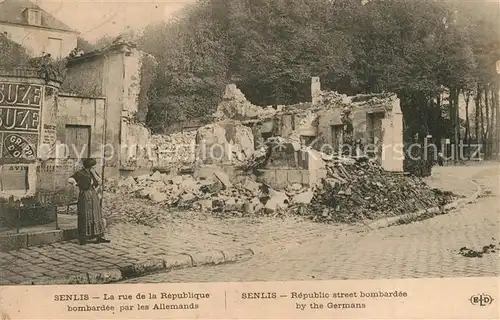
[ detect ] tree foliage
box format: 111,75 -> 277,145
0,35 -> 31,69
137,0 -> 499,157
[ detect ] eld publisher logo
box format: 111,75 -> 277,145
469,294 -> 494,307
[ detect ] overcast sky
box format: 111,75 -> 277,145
38,0 -> 195,42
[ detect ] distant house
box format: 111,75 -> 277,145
0,0 -> 78,58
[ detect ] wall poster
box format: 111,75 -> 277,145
0,83 -> 42,163
0,83 -> 42,193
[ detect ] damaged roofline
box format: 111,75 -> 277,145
67,42 -> 137,65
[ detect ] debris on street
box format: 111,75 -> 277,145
105,154 -> 456,225
302,156 -> 457,223
458,244 -> 497,258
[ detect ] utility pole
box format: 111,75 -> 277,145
496,61 -> 500,160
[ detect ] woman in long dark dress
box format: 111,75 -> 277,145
68,158 -> 110,245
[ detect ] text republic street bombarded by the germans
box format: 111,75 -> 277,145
54,290 -> 409,313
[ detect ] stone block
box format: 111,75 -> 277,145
293,191 -> 314,204
0,234 -> 27,252
302,170 -> 310,185
149,191 -> 168,203
27,230 -> 64,247
264,191 -> 289,213
222,248 -> 254,263
87,269 -> 123,284
287,169 -> 303,184
242,177 -> 260,193
275,169 -> 288,190
214,170 -> 233,188
163,254 -> 192,270
191,250 -> 225,267
131,259 -> 165,276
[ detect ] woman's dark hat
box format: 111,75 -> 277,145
82,158 -> 97,168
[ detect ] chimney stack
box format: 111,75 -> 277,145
311,76 -> 321,104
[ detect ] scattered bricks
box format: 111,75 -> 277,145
191,250 -> 225,267
27,230 -> 64,247
0,234 -> 27,252
222,248 -> 254,263
162,255 -> 192,270
87,269 -> 123,284
287,169 -> 303,184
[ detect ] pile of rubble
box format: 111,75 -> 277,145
301,156 -> 456,223
106,155 -> 455,224
107,169 -> 312,217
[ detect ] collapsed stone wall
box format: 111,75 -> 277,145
128,81 -> 400,175
127,120 -> 256,173
196,120 -> 255,164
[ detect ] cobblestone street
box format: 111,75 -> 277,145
0,163 -> 496,285
121,163 -> 499,283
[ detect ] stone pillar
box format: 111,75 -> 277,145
381,96 -> 404,172
311,76 -> 322,105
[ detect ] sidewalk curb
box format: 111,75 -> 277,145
19,248 -> 254,285
359,179 -> 482,232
